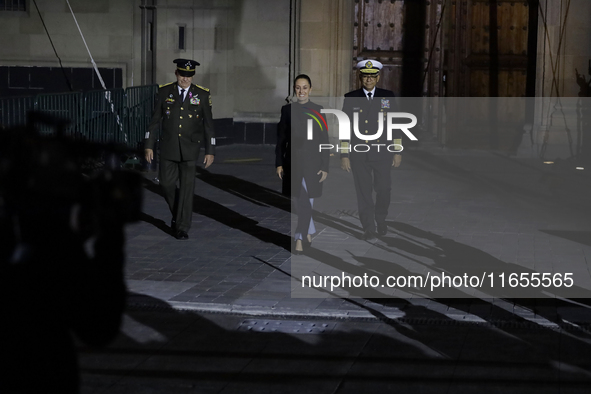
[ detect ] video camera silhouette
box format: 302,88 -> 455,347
0,112 -> 142,240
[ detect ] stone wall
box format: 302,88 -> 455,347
537,0 -> 591,98
0,0 -> 142,88
153,0 -> 290,132
298,0 -> 353,98
529,0 -> 591,160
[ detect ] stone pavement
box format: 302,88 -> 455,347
78,144 -> 591,393
79,303 -> 591,394
125,144 -> 591,324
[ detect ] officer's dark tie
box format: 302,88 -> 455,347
367,92 -> 372,101
180,89 -> 186,102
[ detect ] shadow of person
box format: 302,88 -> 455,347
297,228 -> 591,381
312,211 -> 366,239
81,292 -> 591,391
195,167 -> 291,212
299,242 -> 477,302
85,300 -> 591,392
192,193 -> 291,250
575,68 -> 591,98
383,221 -> 591,323
84,293 -> 461,389
575,68 -> 591,165
113,293 -> 200,347
143,178 -> 291,251
139,211 -> 173,235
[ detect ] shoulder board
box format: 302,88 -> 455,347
159,82 -> 175,88
195,84 -> 210,92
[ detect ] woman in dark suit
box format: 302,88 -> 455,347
276,75 -> 330,254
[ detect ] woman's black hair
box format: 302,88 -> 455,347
293,74 -> 312,88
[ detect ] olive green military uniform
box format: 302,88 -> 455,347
144,82 -> 215,232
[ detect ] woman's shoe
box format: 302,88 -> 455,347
294,239 -> 304,255
303,234 -> 313,247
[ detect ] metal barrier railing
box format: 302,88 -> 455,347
35,92 -> 83,136
0,85 -> 158,148
0,95 -> 35,129
83,89 -> 125,144
125,85 -> 158,148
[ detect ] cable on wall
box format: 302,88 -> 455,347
537,0 -> 574,159
65,0 -> 125,140
287,0 -> 294,103
65,0 -> 107,90
32,0 -> 73,91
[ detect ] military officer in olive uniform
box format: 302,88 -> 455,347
341,60 -> 402,242
145,59 -> 215,240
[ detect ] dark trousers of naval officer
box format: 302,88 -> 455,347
350,156 -> 391,232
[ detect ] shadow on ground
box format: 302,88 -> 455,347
77,293 -> 591,394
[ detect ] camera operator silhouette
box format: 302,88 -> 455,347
0,114 -> 141,393
575,67 -> 591,98
575,65 -> 591,164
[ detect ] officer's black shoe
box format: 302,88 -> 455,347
175,230 -> 189,240
377,222 -> 388,236
362,230 -> 378,243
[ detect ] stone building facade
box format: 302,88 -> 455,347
1,0 -> 589,155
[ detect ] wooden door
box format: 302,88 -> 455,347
352,0 -> 447,97
352,0 -> 537,97
351,0 -> 538,150
442,0 -> 538,150
446,0 -> 538,97
352,0 -> 426,97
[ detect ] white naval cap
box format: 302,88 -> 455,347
356,59 -> 383,74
